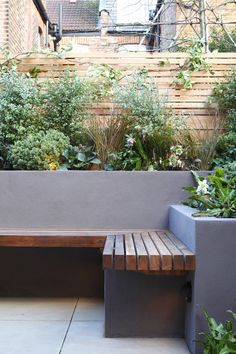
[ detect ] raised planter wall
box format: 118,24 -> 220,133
169,205 -> 236,354
0,171 -> 196,229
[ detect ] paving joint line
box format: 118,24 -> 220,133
59,297 -> 79,354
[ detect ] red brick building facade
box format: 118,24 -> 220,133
0,0 -> 49,55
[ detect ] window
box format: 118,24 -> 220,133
116,0 -> 157,24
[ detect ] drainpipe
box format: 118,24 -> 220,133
33,0 -> 50,23
45,20 -> 49,48
52,4 -> 63,51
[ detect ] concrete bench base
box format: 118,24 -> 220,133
104,270 -> 186,338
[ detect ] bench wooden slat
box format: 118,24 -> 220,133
165,231 -> 196,271
157,231 -> 184,271
149,232 -> 172,271
133,233 -> 148,271
124,233 -> 137,271
0,235 -> 106,248
103,235 -> 115,269
141,232 -> 160,271
85,229 -> 196,273
0,229 -> 160,236
114,234 -> 125,270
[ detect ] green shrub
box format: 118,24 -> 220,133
209,27 -> 236,52
112,70 -> 192,170
214,132 -> 236,164
0,69 -> 40,161
212,72 -> 236,113
40,73 -> 96,144
197,310 -> 236,354
211,72 -> 236,167
9,130 -> 70,170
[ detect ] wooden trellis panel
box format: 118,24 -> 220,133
2,52 -> 236,129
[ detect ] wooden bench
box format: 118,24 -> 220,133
103,230 -> 195,274
0,228 -> 195,274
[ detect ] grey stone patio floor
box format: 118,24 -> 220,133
0,298 -> 190,354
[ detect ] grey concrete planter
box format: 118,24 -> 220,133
169,205 -> 236,354
0,171 -> 198,229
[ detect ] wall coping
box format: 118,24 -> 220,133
170,205 -> 236,223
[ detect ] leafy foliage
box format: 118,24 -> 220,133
0,48 -> 21,73
212,72 -> 236,113
111,136 -> 144,171
9,130 -> 69,170
0,69 -> 40,163
197,311 -> 236,354
0,58 -> 221,172
211,72 -> 236,167
183,168 -> 236,218
209,27 -> 236,53
113,70 -> 193,170
40,72 -> 96,144
214,133 -> 236,167
88,64 -> 122,98
61,145 -> 101,170
174,40 -> 210,90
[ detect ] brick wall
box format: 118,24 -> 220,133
61,34 -> 143,52
175,0 -> 236,44
0,0 -> 47,55
0,0 -> 9,49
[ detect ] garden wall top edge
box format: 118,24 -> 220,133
170,205 -> 236,222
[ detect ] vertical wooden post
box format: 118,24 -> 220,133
199,0 -> 209,52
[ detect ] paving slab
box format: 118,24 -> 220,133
62,321 -> 190,354
0,298 -> 77,321
73,298 -> 104,321
0,320 -> 68,354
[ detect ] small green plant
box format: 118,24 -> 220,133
183,168 -> 236,218
110,135 -> 145,171
9,130 -> 70,170
174,70 -> 193,90
28,67 -> 42,78
61,145 -> 101,170
88,64 -> 122,97
197,311 -> 236,354
174,40 -> 211,90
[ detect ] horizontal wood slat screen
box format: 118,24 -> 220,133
2,52 -> 236,129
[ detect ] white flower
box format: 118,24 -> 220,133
196,179 -> 209,195
126,137 -> 135,146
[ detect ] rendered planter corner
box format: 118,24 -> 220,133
169,205 -> 236,354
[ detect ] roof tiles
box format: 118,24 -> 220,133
47,0 -> 100,32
